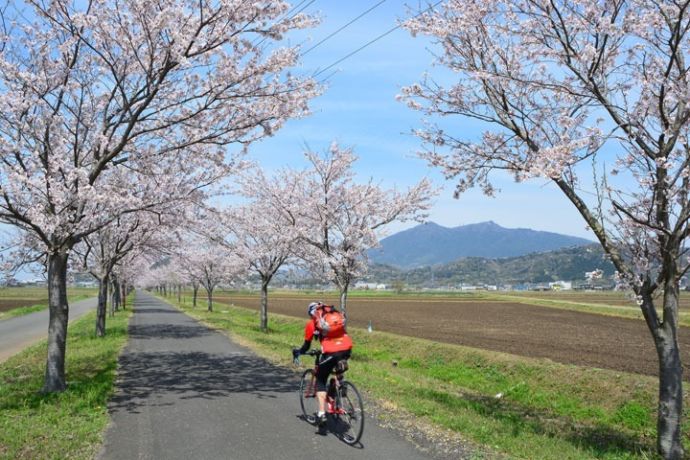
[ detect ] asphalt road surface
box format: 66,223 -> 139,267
0,296 -> 98,362
98,291 -> 444,460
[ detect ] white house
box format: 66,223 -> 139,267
354,282 -> 378,290
549,281 -> 573,291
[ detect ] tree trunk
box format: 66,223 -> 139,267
260,279 -> 269,332
43,250 -> 70,393
207,288 -> 213,312
96,274 -> 109,337
109,281 -> 116,316
177,284 -> 181,303
111,278 -> 121,314
339,285 -> 349,316
656,331 -> 683,459
121,282 -> 127,309
193,285 -> 198,307
652,283 -> 684,459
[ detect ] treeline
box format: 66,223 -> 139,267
365,244 -> 616,286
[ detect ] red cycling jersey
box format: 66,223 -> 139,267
304,318 -> 353,353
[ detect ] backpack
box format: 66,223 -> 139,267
315,305 -> 346,337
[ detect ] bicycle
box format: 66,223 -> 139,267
294,349 -> 364,445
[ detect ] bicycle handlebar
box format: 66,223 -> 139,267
291,348 -> 320,366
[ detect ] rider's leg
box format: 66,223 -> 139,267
317,391 -> 326,413
316,354 -> 337,422
316,351 -> 350,414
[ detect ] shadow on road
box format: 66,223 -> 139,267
129,307 -> 184,315
109,351 -> 298,414
127,323 -> 212,340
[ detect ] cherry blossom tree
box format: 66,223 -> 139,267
175,236 -> 247,312
402,1 -> 690,457
213,191 -> 298,331
111,253 -> 149,309
0,0 -> 318,392
137,262 -> 172,296
74,211 -> 177,336
173,250 -> 203,308
259,143 -> 434,312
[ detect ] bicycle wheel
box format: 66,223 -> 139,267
299,369 -> 319,425
335,381 -> 364,444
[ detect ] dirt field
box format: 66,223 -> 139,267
214,293 -> 690,379
0,287 -> 96,314
0,298 -> 47,313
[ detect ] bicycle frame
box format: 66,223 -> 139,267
297,348 -> 365,445
301,350 -> 347,415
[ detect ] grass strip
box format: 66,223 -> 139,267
0,304 -> 132,460
167,294 -> 688,460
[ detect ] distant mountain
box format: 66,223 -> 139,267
368,221 -> 593,269
365,244 -> 615,286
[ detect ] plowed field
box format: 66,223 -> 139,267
215,293 -> 690,379
0,287 -> 96,315
0,298 -> 47,313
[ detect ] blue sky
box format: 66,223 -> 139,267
248,1 -> 597,240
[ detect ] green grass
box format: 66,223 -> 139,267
0,302 -> 132,460
165,293 -> 688,460
0,287 -> 98,321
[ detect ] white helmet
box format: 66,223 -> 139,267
307,302 -> 320,317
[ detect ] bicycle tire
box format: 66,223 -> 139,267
335,381 -> 364,444
299,369 -> 319,425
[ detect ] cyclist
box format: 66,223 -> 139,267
293,302 -> 353,427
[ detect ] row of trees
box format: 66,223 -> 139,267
0,0 -> 318,393
140,143 -> 432,331
0,1 -> 432,397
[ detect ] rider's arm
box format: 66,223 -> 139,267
297,339 -> 311,355
297,320 -> 316,354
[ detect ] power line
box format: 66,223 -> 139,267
316,68 -> 340,85
312,0 -> 443,79
254,0 -> 318,49
285,0 -> 317,20
312,25 -> 398,78
302,0 -> 387,57
284,0 -> 312,18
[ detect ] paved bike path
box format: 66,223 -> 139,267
98,291 -> 440,460
0,297 -> 98,363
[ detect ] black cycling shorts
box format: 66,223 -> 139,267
316,349 -> 351,392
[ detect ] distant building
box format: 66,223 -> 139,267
549,281 -> 572,291
354,282 -> 378,290
75,280 -> 97,288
